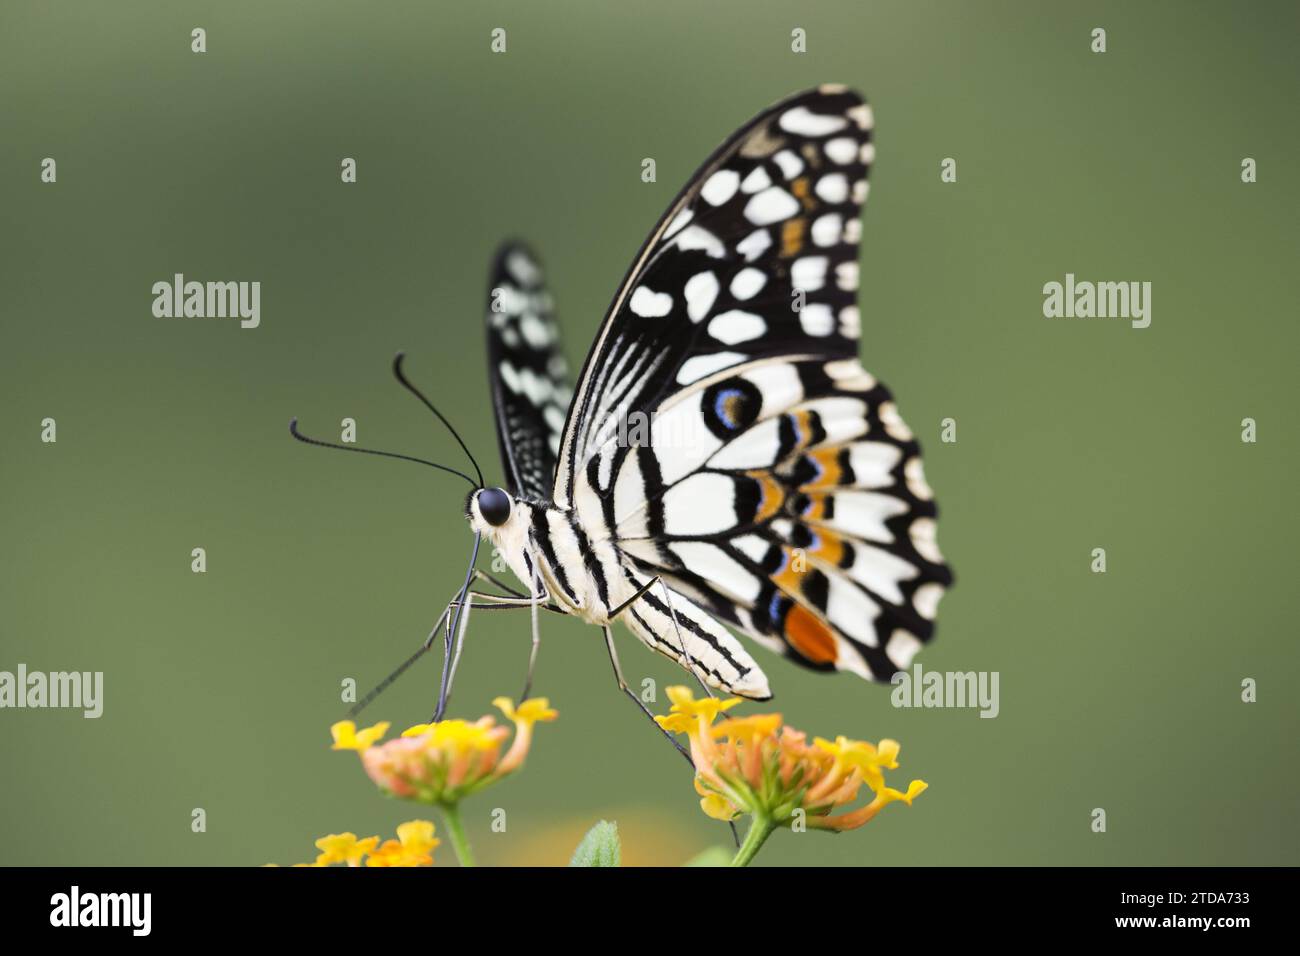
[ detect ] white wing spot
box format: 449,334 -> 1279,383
737,229 -> 772,261
701,169 -> 740,206
675,225 -> 726,258
913,582 -> 944,620
741,166 -> 772,193
729,267 -> 767,300
879,402 -> 914,441
886,630 -> 923,668
744,187 -> 799,226
825,358 -> 876,390
664,208 -> 693,239
500,361 -> 520,393
707,310 -> 767,345
910,517 -> 943,564
630,285 -> 673,318
773,150 -> 804,179
811,213 -> 842,247
815,173 -> 849,203
733,534 -> 771,564
684,271 -> 719,323
792,256 -> 828,292
838,305 -> 861,337
835,261 -> 859,292
905,457 -> 934,501
779,106 -> 848,137
846,442 -> 902,483
506,252 -> 541,285
520,313 -> 552,348
798,303 -> 834,336
677,351 -> 745,385
824,137 -> 857,164
848,103 -> 873,130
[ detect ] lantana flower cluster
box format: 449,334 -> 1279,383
655,686 -> 927,830
331,697 -> 558,806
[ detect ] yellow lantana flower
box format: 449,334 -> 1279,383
313,832 -> 379,867
274,821 -> 436,867
655,686 -> 926,832
330,720 -> 390,752
664,685 -> 742,724
366,820 -> 440,867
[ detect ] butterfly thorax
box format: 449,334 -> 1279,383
468,491 -> 632,625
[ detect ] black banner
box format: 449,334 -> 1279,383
0,867 -> 1282,940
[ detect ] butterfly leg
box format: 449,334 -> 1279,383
519,556 -> 543,703
602,624 -> 693,767
609,575 -> 713,698
655,578 -> 715,699
441,571 -> 556,712
448,568 -> 554,703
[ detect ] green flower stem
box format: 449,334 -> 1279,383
440,803 -> 476,867
729,815 -> 778,867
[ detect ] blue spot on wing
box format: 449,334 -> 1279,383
713,388 -> 745,430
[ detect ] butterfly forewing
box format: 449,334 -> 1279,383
485,242 -> 574,500
554,85 -> 873,509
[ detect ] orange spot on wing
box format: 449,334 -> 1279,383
770,551 -> 803,594
808,529 -> 845,566
791,177 -> 816,210
800,448 -> 845,490
784,604 -> 838,664
781,218 -> 806,257
749,472 -> 786,523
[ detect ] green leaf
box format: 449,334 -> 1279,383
569,820 -> 621,867
683,846 -> 732,867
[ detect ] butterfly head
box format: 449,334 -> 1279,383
468,486 -> 515,530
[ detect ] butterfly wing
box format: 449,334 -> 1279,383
484,242 -> 574,501
554,86 -> 873,508
562,86 -> 951,684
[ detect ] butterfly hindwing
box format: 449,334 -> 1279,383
485,242 -> 574,501
608,356 -> 950,681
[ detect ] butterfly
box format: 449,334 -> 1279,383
293,85 -> 952,737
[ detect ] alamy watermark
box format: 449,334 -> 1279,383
0,664 -> 103,718
50,886 -> 150,936
152,274 -> 260,329
1042,273 -> 1151,329
891,663 -> 999,718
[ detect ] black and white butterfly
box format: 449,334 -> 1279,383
294,86 -> 951,731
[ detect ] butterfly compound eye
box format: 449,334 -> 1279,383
477,487 -> 512,527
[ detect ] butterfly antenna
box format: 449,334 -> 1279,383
288,419 -> 477,488
392,352 -> 485,487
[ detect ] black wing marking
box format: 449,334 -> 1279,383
554,86 -> 874,509
484,241 -> 574,501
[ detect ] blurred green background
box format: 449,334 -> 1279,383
2,0 -> 1297,866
